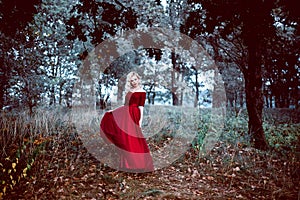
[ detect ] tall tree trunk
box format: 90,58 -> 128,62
295,86 -> 299,109
171,52 -> 179,105
0,54 -> 10,109
0,76 -> 6,109
269,95 -> 273,108
59,84 -> 63,105
239,91 -> 244,108
193,66 -> 199,108
50,85 -> 56,105
244,44 -> 268,150
171,70 -> 178,105
180,73 -> 184,105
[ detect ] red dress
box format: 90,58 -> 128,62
100,92 -> 154,172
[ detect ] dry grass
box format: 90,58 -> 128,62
0,106 -> 299,199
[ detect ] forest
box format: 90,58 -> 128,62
0,0 -> 299,199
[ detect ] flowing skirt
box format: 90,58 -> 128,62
100,105 -> 154,172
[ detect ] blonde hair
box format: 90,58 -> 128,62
125,71 -> 141,93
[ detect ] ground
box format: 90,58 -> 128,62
4,136 -> 299,200
1,108 -> 299,199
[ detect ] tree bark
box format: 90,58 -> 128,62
192,66 -> 199,108
244,43 -> 268,150
0,74 -> 7,109
171,52 -> 179,106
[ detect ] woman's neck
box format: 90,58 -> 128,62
130,87 -> 141,92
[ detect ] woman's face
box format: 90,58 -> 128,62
129,75 -> 139,88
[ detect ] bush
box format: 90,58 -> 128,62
264,123 -> 300,153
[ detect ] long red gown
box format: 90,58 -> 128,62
100,91 -> 154,172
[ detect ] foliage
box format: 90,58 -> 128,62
0,115 -> 36,197
221,108 -> 300,152
66,0 -> 138,45
1,0 -> 298,113
31,0 -> 82,107
0,0 -> 42,110
0,150 -> 35,198
221,109 -> 249,147
191,109 -> 210,149
183,0 -> 299,149
0,0 -> 40,36
265,123 -> 300,152
0,107 -> 70,198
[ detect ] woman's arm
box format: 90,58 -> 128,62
138,106 -> 144,127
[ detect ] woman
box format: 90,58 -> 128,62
100,72 -> 154,173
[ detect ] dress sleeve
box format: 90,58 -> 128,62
139,92 -> 146,106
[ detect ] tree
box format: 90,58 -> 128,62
262,3 -> 299,109
184,0 -> 284,150
66,0 -> 138,46
0,0 -> 40,36
66,0 -> 139,103
184,0 -> 299,149
32,0 -> 82,107
0,0 -> 41,109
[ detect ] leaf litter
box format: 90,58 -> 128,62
3,132 -> 299,200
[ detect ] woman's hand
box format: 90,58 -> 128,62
138,106 -> 144,127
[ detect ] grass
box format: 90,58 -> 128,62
0,106 -> 299,199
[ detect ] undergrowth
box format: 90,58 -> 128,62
0,106 -> 299,199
